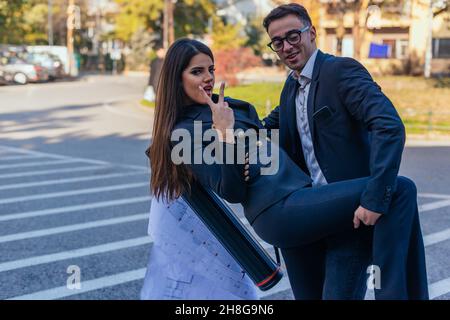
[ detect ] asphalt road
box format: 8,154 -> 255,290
0,75 -> 449,300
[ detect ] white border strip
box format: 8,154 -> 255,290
0,145 -> 147,171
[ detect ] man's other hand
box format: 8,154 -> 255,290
353,206 -> 382,228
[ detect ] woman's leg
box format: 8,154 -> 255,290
252,176 -> 428,300
253,177 -> 368,248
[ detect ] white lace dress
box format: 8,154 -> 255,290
140,197 -> 259,300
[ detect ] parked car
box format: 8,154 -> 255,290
23,52 -> 65,80
0,56 -> 49,84
0,69 -> 9,85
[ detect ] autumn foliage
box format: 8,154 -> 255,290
214,47 -> 261,86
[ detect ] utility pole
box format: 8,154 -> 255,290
163,0 -> 175,50
67,0 -> 75,76
48,0 -> 53,46
67,0 -> 80,76
424,0 -> 434,78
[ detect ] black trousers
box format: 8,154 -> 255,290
252,176 -> 429,300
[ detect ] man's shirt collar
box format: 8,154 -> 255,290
292,49 -> 318,81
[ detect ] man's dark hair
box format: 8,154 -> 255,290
263,3 -> 312,32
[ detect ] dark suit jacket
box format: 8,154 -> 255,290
173,96 -> 311,224
263,50 -> 405,214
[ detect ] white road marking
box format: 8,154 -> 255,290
0,165 -> 108,179
424,228 -> 450,246
429,277 -> 450,300
0,145 -> 147,171
0,213 -> 148,244
103,103 -> 151,122
0,182 -> 148,204
0,236 -> 152,273
0,145 -> 109,165
0,154 -> 44,161
0,196 -> 151,222
419,193 -> 450,200
419,199 -> 450,212
7,268 -> 147,300
0,159 -> 78,170
0,172 -> 144,191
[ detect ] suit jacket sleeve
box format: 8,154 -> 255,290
336,58 -> 405,214
173,122 -> 247,204
262,75 -> 295,130
262,105 -> 280,130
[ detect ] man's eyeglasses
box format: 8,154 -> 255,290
267,26 -> 311,52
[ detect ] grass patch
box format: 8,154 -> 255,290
140,99 -> 155,108
225,82 -> 284,116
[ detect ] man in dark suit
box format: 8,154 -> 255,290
261,3 -> 428,299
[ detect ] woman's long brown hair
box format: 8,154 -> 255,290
149,38 -> 214,201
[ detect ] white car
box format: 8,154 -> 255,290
0,56 -> 49,84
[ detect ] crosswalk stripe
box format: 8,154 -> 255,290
0,165 -> 108,179
424,228 -> 450,246
420,199 -> 450,212
0,145 -> 146,170
0,145 -> 109,165
0,236 -> 152,273
429,277 -> 450,300
0,172 -> 144,191
7,268 -> 147,300
418,193 -> 450,200
0,196 -> 151,222
0,213 -> 148,244
0,182 -> 148,205
0,154 -> 44,161
0,159 -> 78,170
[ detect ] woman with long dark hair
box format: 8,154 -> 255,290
148,38 -> 428,300
141,38 -> 259,300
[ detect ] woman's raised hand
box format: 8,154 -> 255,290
198,82 -> 235,133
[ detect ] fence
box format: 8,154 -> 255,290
400,109 -> 450,132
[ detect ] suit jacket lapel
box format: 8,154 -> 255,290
285,77 -> 300,145
307,80 -> 318,139
283,77 -> 306,166
307,50 -> 326,141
